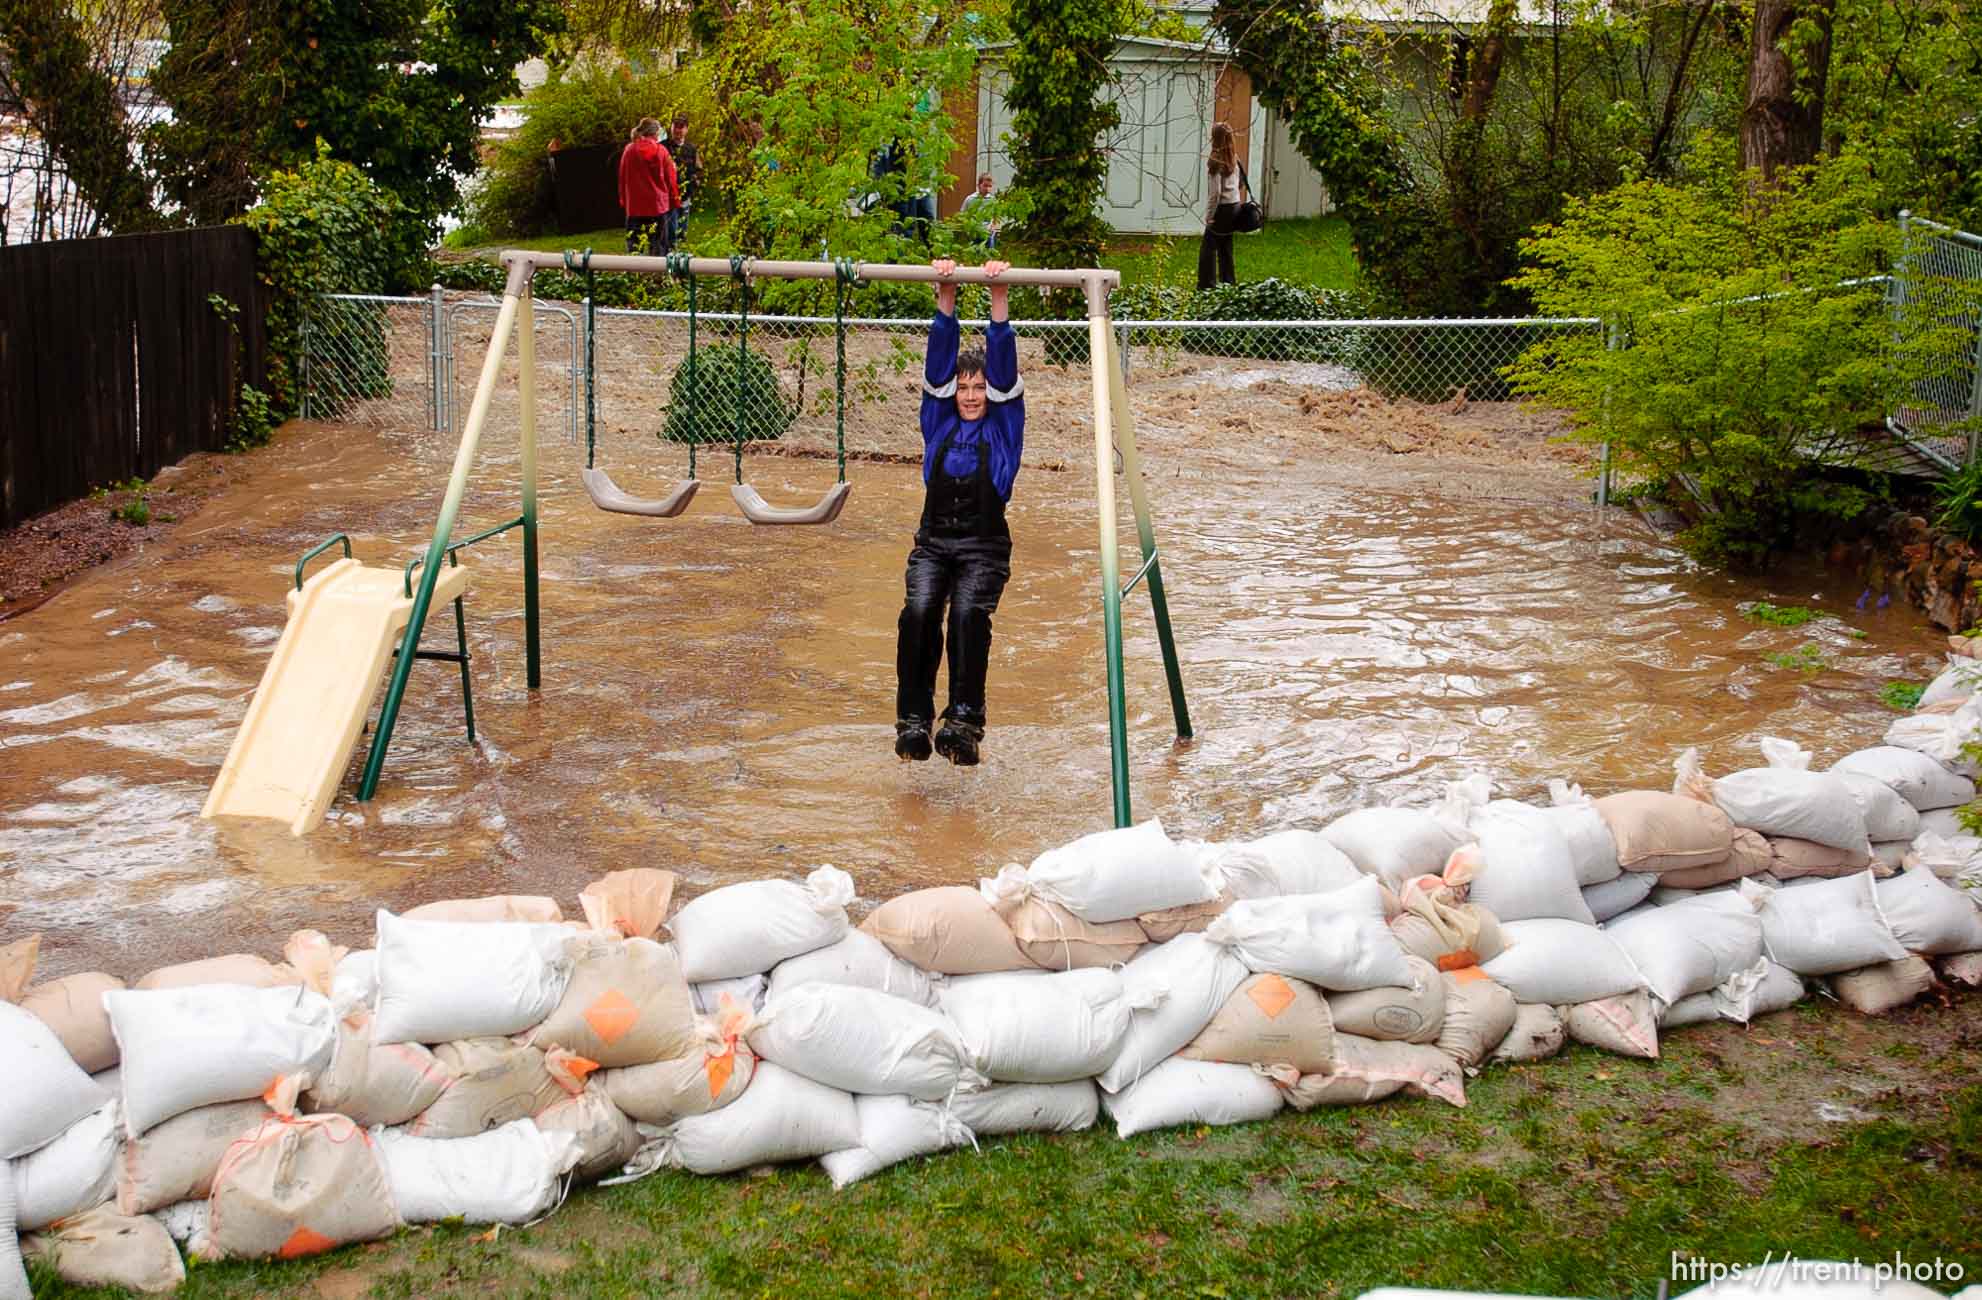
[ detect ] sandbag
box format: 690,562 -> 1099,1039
1136,892 -> 1235,943
1388,887 -> 1506,969
1325,956 -> 1446,1044
1657,992 -> 1722,1028
1875,866 -> 1982,954
1710,959 -> 1806,1022
644,1062 -> 859,1175
406,1038 -> 569,1139
576,868 -> 676,939
117,1097 -> 268,1215
1832,745 -> 1976,811
1183,972 -> 1334,1073
1320,780 -> 1480,888
692,973 -> 767,1018
402,895 -> 564,924
1015,819 -> 1214,922
18,971 -> 124,1073
207,1114 -> 399,1259
1872,840 -> 1911,870
1464,805 -> 1597,925
1603,896 -> 1764,1006
1207,831 -> 1363,900
1907,829 -> 1982,886
1284,1036 -> 1466,1109
1435,969 -> 1517,1068
1564,989 -> 1659,1058
1097,934 -> 1251,1093
1583,872 -> 1657,922
1488,1004 -> 1566,1063
375,1119 -> 583,1224
940,968 -> 1133,1083
371,909 -> 575,1045
1919,656 -> 1982,709
949,1081 -> 1099,1135
332,949 -> 377,1011
21,1205 -> 184,1294
107,983 -> 332,1139
821,1094 -> 975,1189
534,1083 -> 642,1182
1102,1058 -> 1285,1137
1740,872 -> 1908,976
0,936 -> 33,1004
1594,790 -> 1735,873
999,896 -> 1146,971
1831,955 -> 1936,1015
0,1001 -> 109,1158
1656,827 -> 1773,890
605,1020 -> 754,1126
1545,781 -> 1623,885
765,930 -> 939,1007
12,1099 -> 119,1231
860,886 -> 1035,975
281,930 -> 346,999
1835,772 -> 1921,844
1481,918 -> 1646,1005
1703,739 -> 1872,852
1935,951 -> 1982,986
133,954 -> 300,991
0,1151 -> 23,1300
1885,695 -> 1982,776
304,1009 -> 450,1128
1769,837 -> 1874,880
748,983 -> 974,1101
528,935 -> 698,1067
1203,876 -> 1413,991
670,865 -> 856,981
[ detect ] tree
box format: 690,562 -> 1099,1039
1002,0 -> 1130,271
1739,0 -> 1837,180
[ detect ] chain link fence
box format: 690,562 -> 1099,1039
1890,212 -> 1982,469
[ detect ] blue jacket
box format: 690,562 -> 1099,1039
920,311 -> 1024,502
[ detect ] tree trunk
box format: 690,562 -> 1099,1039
1740,0 -> 1836,181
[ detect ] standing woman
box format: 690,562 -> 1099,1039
1197,122 -> 1241,290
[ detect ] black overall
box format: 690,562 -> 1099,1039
895,423 -> 1013,730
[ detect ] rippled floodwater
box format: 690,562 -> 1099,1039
0,417 -> 1944,977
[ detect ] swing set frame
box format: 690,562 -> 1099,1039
362,250 -> 1191,827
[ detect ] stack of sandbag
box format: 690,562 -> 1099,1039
1319,777 -> 1485,889
1680,739 -> 1878,882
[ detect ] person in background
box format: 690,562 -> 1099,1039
618,117 -> 677,256
1197,121 -> 1241,290
661,113 -> 700,247
960,172 -> 1000,250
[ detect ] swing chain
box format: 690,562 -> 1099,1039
565,248 -> 597,470
667,252 -> 698,479
729,254 -> 751,485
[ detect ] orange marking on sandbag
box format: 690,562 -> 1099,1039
278,1225 -> 337,1259
1435,950 -> 1480,972
1448,965 -> 1488,983
583,989 -> 641,1045
1246,973 -> 1297,1019
705,1045 -> 736,1099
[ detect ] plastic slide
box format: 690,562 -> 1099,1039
203,557 -> 473,836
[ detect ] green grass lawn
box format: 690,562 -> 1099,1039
35,999 -> 1982,1299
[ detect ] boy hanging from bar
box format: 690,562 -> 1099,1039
895,257 -> 1020,767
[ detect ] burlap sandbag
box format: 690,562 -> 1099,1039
1489,1003 -> 1566,1063
577,868 -> 677,940
207,1114 -> 398,1260
1564,989 -> 1659,1059
20,971 -> 125,1072
528,935 -> 699,1067
535,1082 -> 642,1182
1768,836 -> 1875,880
1181,972 -> 1333,1074
1594,790 -> 1735,873
304,1010 -> 450,1127
1656,828 -> 1772,889
1831,955 -> 1936,1014
401,895 -> 564,924
406,1038 -> 569,1138
1388,886 -> 1506,970
860,886 -> 1036,974
118,1097 -> 270,1215
1001,897 -> 1146,970
23,1205 -> 185,1294
1283,1035 -> 1466,1109
1434,968 -> 1517,1068
133,954 -> 301,991
1326,955 -> 1446,1043
604,1023 -> 755,1125
1136,891 -> 1236,944
0,934 -> 38,1003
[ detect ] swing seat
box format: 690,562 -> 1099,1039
730,481 -> 852,527
582,467 -> 700,518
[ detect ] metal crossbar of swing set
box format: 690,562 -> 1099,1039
355,250 -> 1188,828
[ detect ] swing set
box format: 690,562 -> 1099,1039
364,252 -> 1189,828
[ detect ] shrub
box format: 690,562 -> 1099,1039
661,344 -> 793,445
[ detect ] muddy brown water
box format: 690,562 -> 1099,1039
0,400 -> 1948,979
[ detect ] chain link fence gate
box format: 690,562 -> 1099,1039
1890,212 -> 1982,470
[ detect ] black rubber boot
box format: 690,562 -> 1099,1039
933,718 -> 984,767
895,718 -> 933,762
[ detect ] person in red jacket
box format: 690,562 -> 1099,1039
617,117 -> 678,256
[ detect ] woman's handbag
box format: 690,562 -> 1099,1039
1232,161 -> 1265,234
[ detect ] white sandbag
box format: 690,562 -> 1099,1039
1919,656 -> 1982,709
1832,745 -> 1977,811
692,973 -> 767,1017
1876,867 -> 1982,954
1004,820 -> 1214,923
331,949 -> 377,1012
1603,896 -> 1764,1006
1887,695 -> 1982,775
1320,782 -> 1477,888
1701,740 -> 1874,854
1465,804 -> 1598,925
1935,950 -> 1982,986
106,984 -> 333,1138
116,1098 -> 267,1216
1284,1036 -> 1467,1108
11,1099 -> 119,1231
765,930 -> 938,1007
375,1119 -> 583,1224
1740,872 -> 1908,976
1835,772 -> 1922,844
1713,959 -> 1807,1023
1208,831 -> 1363,900
1657,992 -> 1722,1028
528,1083 -> 641,1183
1831,955 -> 1936,1015
950,1081 -> 1100,1136
1546,780 -> 1623,885
152,1198 -> 210,1249
748,983 -> 974,1101
1185,973 -> 1335,1072
1102,1058 -> 1285,1138
604,1021 -> 754,1125
1489,1004 -> 1566,1063
0,1168 -> 26,1300
1564,989 -> 1659,1058
669,865 -> 856,981
820,1094 -> 974,1189
1203,876 -> 1413,991
0,1001 -> 109,1159
1583,871 -> 1657,922
1906,830 -> 1982,888
370,910 -> 574,1044
1325,956 -> 1446,1044
1434,970 -> 1517,1068
528,936 -> 699,1067
643,1062 -> 858,1175
207,1114 -> 399,1259
1480,918 -> 1646,1005
20,1205 -> 184,1295
1097,934 -> 1251,1093
939,968 -> 1133,1083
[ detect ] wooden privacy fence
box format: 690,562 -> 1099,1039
0,225 -> 268,528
